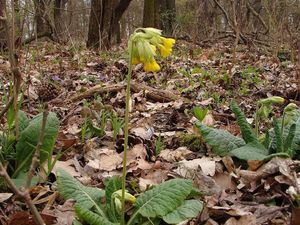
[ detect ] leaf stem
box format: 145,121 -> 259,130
121,39 -> 133,225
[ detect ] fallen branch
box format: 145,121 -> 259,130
131,82 -> 182,102
67,83 -> 125,102
67,82 -> 184,103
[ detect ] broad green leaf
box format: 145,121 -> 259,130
12,172 -> 38,188
284,124 -> 296,155
273,118 -> 283,152
57,169 -> 106,217
15,112 -> 59,175
193,107 -> 208,122
267,110 -> 300,157
197,123 -> 245,156
105,176 -> 122,222
19,111 -> 29,132
140,218 -> 161,225
291,110 -> 300,154
135,179 -> 193,218
162,200 -> 203,224
72,219 -> 83,225
75,204 -> 119,225
230,142 -> 268,160
231,101 -> 257,143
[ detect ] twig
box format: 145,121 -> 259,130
246,1 -> 268,35
26,104 -> 49,188
212,0 -> 247,44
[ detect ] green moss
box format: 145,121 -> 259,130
179,133 -> 204,152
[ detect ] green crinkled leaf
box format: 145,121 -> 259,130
273,118 -> 283,152
105,176 -> 122,222
12,172 -> 38,188
267,110 -> 300,157
197,123 -> 245,156
231,101 -> 257,144
19,111 -> 29,132
291,110 -> 300,153
57,169 -> 106,217
162,200 -> 203,224
15,112 -> 59,174
72,219 -> 83,225
135,179 -> 193,218
284,124 -> 296,155
75,204 -> 119,225
193,107 -> 208,122
230,142 -> 268,160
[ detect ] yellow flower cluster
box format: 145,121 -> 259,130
129,28 -> 175,72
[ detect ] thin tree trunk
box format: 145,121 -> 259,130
143,0 -> 160,28
54,0 -> 68,41
87,0 -> 101,48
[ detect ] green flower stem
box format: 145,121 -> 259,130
281,111 -> 286,139
121,40 -> 133,225
255,105 -> 260,137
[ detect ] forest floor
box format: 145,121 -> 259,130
0,39 -> 299,225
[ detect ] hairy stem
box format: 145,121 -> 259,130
255,105 -> 259,137
121,39 -> 133,225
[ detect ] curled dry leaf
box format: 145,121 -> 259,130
159,147 -> 193,162
224,215 -> 256,225
0,193 -> 13,202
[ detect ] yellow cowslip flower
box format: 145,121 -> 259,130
129,27 -> 175,72
132,57 -> 141,65
160,45 -> 172,58
160,37 -> 175,58
144,59 -> 160,72
112,190 -> 136,203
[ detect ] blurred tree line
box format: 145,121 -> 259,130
0,0 -> 299,53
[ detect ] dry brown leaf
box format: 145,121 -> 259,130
222,156 -> 235,173
124,144 -> 152,171
213,172 -> 236,191
0,193 -> 13,202
159,147 -> 193,162
86,148 -> 123,171
202,111 -> 215,126
52,159 -> 80,177
224,215 -> 256,225
131,127 -> 154,140
204,219 -> 219,225
176,157 -> 217,176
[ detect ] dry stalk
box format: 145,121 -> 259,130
0,1 -> 46,224
2,1 -> 22,139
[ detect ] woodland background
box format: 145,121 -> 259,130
0,0 -> 300,54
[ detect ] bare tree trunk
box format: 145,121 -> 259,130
13,0 -> 22,45
87,0 -> 101,48
87,0 -> 132,49
54,0 -> 68,41
143,0 -> 160,28
160,0 -> 176,35
0,0 -> 6,51
33,0 -> 57,41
